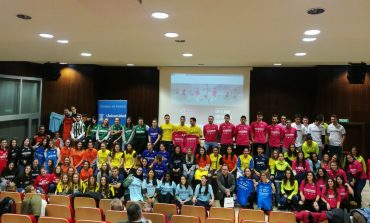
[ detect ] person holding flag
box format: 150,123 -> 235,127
237,167 -> 256,208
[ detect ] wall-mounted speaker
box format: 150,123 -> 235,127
347,63 -> 367,84
43,62 -> 61,81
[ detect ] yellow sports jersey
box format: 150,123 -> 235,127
188,125 -> 203,138
124,150 -> 136,169
160,123 -> 175,141
210,153 -> 222,170
238,154 -> 253,171
281,180 -> 298,199
56,182 -> 71,194
83,182 -> 100,193
175,124 -> 189,133
111,151 -> 123,168
97,149 -> 111,168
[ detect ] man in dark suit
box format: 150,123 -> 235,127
216,164 -> 235,207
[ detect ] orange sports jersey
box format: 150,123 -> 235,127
71,149 -> 85,167
196,154 -> 210,168
83,148 -> 98,165
80,168 -> 93,181
60,147 -> 73,163
223,154 -> 238,171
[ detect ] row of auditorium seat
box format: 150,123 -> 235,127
0,192 -> 327,223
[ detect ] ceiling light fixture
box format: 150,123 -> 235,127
151,12 -> 169,19
182,53 -> 193,57
295,52 -> 307,57
57,40 -> 69,44
81,52 -> 92,57
16,14 -> 32,20
126,64 -> 135,66
164,32 -> 179,38
59,62 -> 67,65
304,30 -> 320,35
39,33 -> 54,39
302,37 -> 317,42
273,63 -> 282,66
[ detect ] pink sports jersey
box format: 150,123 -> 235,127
321,188 -> 340,209
234,124 -> 252,146
337,185 -> 349,200
300,181 -> 320,200
172,131 -> 186,152
267,124 -> 283,147
0,149 -> 8,174
183,135 -> 199,154
347,160 -> 367,179
219,122 -> 235,145
328,168 -> 347,183
251,121 -> 268,143
203,124 -> 219,142
292,159 -> 310,174
316,178 -> 326,192
282,127 -> 297,148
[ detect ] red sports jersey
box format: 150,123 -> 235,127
172,131 -> 186,152
219,122 -> 235,145
203,124 -> 218,142
183,135 -> 199,154
0,149 -> 8,174
282,126 -> 297,148
63,117 -> 73,141
300,181 -> 320,201
267,124 -> 283,147
234,124 -> 252,146
251,121 -> 268,144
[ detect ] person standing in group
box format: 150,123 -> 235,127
253,145 -> 269,180
95,118 -> 110,149
70,114 -> 85,145
123,117 -> 135,150
237,148 -> 254,179
148,119 -> 162,151
188,117 -> 203,153
62,108 -> 73,141
217,164 -> 235,207
108,117 -> 123,149
160,114 -> 175,154
327,114 -> 346,162
278,115 -> 287,129
234,115 -> 252,156
251,112 -> 268,155
282,119 -> 297,153
85,116 -> 98,145
44,140 -> 61,173
266,114 -> 284,156
203,115 -> 219,153
134,117 -> 149,155
175,116 -> 189,133
219,114 -> 235,155
302,116 -> 310,137
307,115 -> 325,159
291,114 -> 305,151
302,135 -> 319,159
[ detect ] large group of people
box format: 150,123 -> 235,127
0,106 -> 369,214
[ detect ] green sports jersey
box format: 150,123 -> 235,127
134,125 -> 147,141
124,126 -> 134,142
110,124 -> 123,140
87,124 -> 98,138
97,124 -> 109,140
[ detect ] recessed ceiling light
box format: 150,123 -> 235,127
39,33 -> 54,39
81,52 -> 92,57
16,14 -> 32,20
164,32 -> 179,38
304,30 -> 320,35
182,53 -> 193,57
126,64 -> 135,66
295,52 -> 307,57
151,12 -> 169,19
302,37 -> 317,42
273,63 -> 282,66
57,40 -> 69,44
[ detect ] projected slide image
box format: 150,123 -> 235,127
171,74 -> 244,106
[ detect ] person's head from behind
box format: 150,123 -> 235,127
110,198 -> 124,211
127,202 -> 142,222
25,185 -> 36,194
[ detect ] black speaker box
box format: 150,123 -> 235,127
347,63 -> 367,84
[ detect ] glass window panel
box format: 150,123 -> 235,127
0,119 -> 28,141
31,119 -> 39,135
0,78 -> 19,115
21,80 -> 40,114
